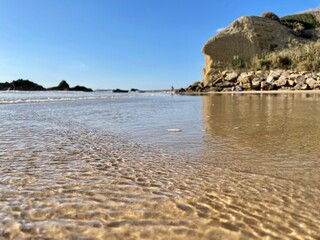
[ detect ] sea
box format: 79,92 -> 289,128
0,90 -> 319,239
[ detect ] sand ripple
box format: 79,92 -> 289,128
0,102 -> 319,239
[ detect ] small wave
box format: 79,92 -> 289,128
0,94 -> 142,105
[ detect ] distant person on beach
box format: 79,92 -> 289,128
171,86 -> 174,92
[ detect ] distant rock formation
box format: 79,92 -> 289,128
69,85 -> 93,92
48,80 -> 93,92
47,80 -> 93,92
0,79 -> 93,92
48,80 -> 70,91
0,79 -> 45,91
202,16 -> 301,84
112,88 -> 129,93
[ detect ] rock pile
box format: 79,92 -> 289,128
179,70 -> 320,93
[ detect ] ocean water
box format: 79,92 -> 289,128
0,91 -> 319,239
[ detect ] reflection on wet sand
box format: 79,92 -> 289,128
201,93 -> 320,239
202,93 -> 320,185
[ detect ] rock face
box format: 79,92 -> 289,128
202,16 -> 299,84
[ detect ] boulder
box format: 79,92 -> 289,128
176,88 -> 186,93
289,73 -> 299,80
261,81 -> 277,90
274,76 -> 287,87
237,73 -> 254,83
266,76 -> 275,83
306,78 -> 317,89
294,84 -> 309,90
287,79 -> 295,87
269,70 -> 282,79
267,70 -> 282,83
187,81 -> 201,91
251,78 -> 262,90
304,72 -> 316,79
313,84 -> 320,89
225,72 -> 239,82
295,75 -> 306,85
206,86 -> 223,92
215,81 -> 234,88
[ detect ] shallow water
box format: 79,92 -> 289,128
0,91 -> 319,239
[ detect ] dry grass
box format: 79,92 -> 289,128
250,40 -> 320,71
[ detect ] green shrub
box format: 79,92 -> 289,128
281,13 -> 319,29
299,30 -> 315,39
274,56 -> 292,69
270,44 -> 278,51
250,55 -> 272,71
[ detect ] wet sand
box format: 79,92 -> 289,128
179,89 -> 320,95
0,93 -> 319,239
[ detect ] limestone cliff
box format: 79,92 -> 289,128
202,16 -> 300,84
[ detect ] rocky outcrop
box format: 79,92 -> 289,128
179,70 -> 320,93
0,82 -> 11,90
48,80 -> 70,91
113,89 -> 129,93
0,79 -> 45,91
69,85 -> 93,92
202,16 -> 301,84
0,79 -> 93,92
48,80 -> 93,92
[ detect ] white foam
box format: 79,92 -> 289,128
167,129 -> 182,132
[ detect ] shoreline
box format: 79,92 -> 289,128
177,89 -> 320,95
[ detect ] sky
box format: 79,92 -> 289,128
0,0 -> 319,90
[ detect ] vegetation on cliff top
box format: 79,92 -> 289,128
230,11 -> 320,72
251,40 -> 320,71
281,13 -> 319,29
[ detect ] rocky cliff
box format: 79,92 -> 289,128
202,16 -> 300,84
176,11 -> 320,93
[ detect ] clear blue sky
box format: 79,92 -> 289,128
0,0 -> 318,90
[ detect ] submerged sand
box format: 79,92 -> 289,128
0,93 -> 319,239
